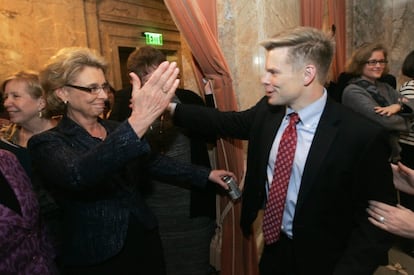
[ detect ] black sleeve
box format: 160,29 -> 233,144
108,86 -> 133,122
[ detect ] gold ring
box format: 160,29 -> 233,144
162,88 -> 168,94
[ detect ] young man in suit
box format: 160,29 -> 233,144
169,26 -> 396,274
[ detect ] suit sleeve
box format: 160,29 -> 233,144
108,87 -> 132,122
174,98 -> 267,140
146,153 -> 211,189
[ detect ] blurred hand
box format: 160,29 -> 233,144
203,78 -> 213,95
208,170 -> 236,190
374,104 -> 400,116
368,200 -> 414,239
392,162 -> 414,195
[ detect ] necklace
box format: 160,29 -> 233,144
95,126 -> 107,140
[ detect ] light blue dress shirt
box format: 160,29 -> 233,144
266,90 -> 327,239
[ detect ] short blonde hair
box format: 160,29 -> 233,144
1,70 -> 54,118
260,26 -> 335,84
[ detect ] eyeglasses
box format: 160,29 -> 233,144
65,83 -> 111,94
365,59 -> 388,66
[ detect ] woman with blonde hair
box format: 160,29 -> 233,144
1,70 -> 59,148
1,70 -> 62,261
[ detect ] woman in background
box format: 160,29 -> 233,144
1,70 -> 62,260
360,48 -> 414,255
1,71 -> 59,175
342,43 -> 413,163
1,71 -> 58,149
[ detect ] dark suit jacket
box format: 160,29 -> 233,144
174,96 -> 396,275
108,85 -> 133,122
27,116 -> 211,266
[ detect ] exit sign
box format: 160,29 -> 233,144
143,32 -> 163,46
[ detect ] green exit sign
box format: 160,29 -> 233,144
143,32 -> 163,46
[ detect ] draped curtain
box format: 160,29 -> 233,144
301,0 -> 346,82
164,1 -> 259,275
328,0 -> 346,81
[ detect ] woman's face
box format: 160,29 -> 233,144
362,50 -> 386,82
3,79 -> 44,125
62,66 -> 108,121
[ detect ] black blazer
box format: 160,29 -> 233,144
28,116 -> 211,266
174,96 -> 396,275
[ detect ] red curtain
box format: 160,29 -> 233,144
301,0 -> 324,29
164,1 -> 259,275
301,0 -> 346,82
328,0 -> 346,81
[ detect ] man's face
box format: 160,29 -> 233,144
140,66 -> 158,87
261,47 -> 305,107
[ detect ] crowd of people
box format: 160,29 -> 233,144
0,47 -> 233,274
1,26 -> 414,275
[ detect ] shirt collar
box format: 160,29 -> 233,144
286,89 -> 327,128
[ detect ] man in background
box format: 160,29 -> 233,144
110,46 -> 217,275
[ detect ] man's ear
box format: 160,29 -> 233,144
303,65 -> 316,86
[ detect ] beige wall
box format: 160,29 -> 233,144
0,0 -> 88,82
217,0 -> 300,110
0,0 -> 195,92
347,0 -> 414,87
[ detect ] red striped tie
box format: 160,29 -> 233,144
262,112 -> 299,244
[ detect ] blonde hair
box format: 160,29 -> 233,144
40,47 -> 108,115
1,70 -> 54,118
260,26 -> 335,84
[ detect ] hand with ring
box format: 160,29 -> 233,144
367,200 -> 414,239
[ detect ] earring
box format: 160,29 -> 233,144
38,110 -> 43,118
64,100 -> 68,105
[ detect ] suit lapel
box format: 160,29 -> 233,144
295,100 -> 341,213
258,107 -> 285,177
